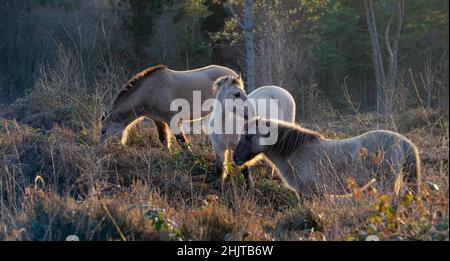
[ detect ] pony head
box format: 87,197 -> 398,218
213,75 -> 247,105
233,117 -> 271,165
233,118 -> 323,165
99,111 -> 125,144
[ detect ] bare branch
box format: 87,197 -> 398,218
392,0 -> 404,56
384,15 -> 394,62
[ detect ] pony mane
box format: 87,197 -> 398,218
270,121 -> 323,157
213,75 -> 244,94
112,65 -> 167,108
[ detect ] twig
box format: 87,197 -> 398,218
324,179 -> 377,200
102,204 -> 127,241
341,76 -> 368,128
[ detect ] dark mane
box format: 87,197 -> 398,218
112,65 -> 167,108
270,121 -> 323,157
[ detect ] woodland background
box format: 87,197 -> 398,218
1,0 -> 448,117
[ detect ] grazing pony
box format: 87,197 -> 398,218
208,76 -> 296,186
100,65 -> 238,150
233,118 -> 422,199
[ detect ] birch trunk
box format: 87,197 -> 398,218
244,0 -> 256,93
363,0 -> 404,115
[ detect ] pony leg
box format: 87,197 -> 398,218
295,180 -> 317,201
154,120 -> 171,150
214,159 -> 227,191
393,171 -> 404,197
241,166 -> 254,189
269,167 -> 282,181
174,122 -> 192,152
213,144 -> 227,190
215,160 -> 224,181
385,161 -> 405,197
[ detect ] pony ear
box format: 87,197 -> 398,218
236,74 -> 243,84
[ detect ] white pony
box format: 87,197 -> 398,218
233,118 -> 422,200
208,75 -> 296,187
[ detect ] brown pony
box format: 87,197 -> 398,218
100,65 -> 238,150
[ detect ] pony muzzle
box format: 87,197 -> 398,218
233,155 -> 245,166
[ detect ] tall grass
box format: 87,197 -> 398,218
0,48 -> 448,241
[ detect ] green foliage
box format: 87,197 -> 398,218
316,1 -> 370,74
144,208 -> 183,240
175,0 -> 214,68
1,0 -> 447,112
202,0 -> 231,34
353,192 -> 450,241
401,0 -> 449,64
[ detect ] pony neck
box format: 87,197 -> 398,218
210,101 -> 242,135
209,66 -> 236,80
111,110 -> 142,128
264,150 -> 298,187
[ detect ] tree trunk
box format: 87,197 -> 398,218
185,17 -> 190,69
364,0 -> 404,116
364,0 -> 385,114
244,0 -> 256,93
130,0 -> 148,67
444,69 -> 449,117
385,0 -> 404,115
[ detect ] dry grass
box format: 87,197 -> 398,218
0,56 -> 448,241
0,107 -> 447,241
